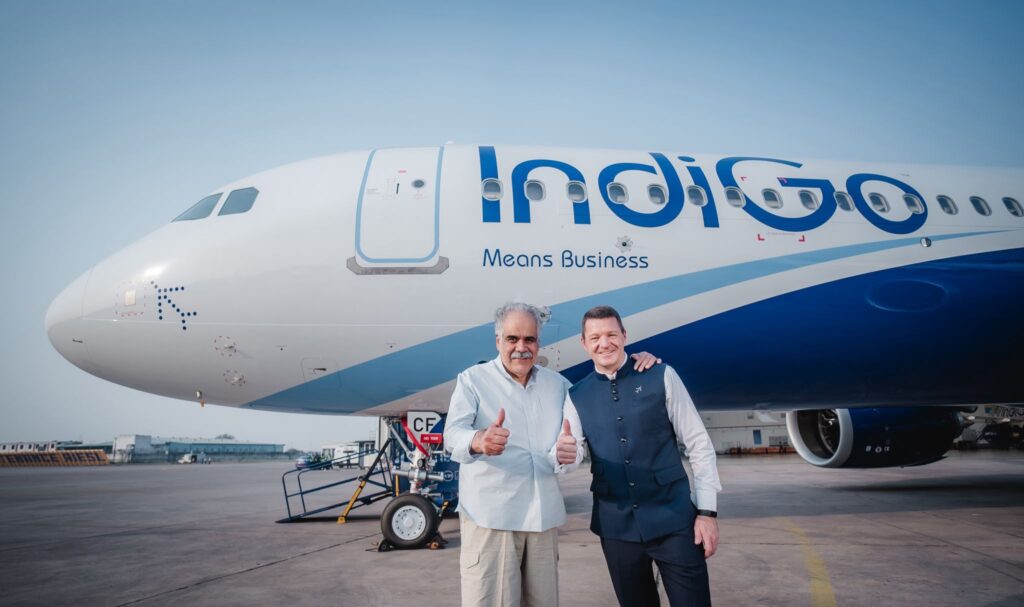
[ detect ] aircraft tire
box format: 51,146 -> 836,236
381,494 -> 439,549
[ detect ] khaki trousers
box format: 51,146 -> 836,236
459,514 -> 559,607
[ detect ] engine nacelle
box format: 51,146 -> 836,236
786,407 -> 963,468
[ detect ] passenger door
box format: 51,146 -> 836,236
348,147 -> 448,274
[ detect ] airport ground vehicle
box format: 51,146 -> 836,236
293,453 -> 329,470
979,423 -> 1024,450
178,452 -> 210,464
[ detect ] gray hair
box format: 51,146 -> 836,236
494,302 -> 545,337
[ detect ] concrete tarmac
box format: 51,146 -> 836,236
0,451 -> 1021,607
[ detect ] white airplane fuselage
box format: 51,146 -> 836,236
46,145 -> 1024,422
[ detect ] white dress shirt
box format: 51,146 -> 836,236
561,355 -> 722,511
444,357 -> 572,532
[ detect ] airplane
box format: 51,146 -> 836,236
45,144 -> 1024,547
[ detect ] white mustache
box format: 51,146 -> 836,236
510,351 -> 534,360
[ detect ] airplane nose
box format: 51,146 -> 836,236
45,269 -> 92,366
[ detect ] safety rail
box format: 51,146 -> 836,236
278,439 -> 397,523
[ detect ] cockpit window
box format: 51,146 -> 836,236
218,187 -> 259,216
173,193 -> 222,222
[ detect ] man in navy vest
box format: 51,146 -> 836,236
445,302 -> 661,607
556,305 -> 721,607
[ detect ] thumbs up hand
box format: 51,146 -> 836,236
472,407 -> 511,456
556,419 -> 578,465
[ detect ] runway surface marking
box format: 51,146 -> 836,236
781,518 -> 837,607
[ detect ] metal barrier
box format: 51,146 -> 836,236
278,439 -> 397,523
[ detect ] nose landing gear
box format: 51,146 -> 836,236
374,415 -> 455,551
379,493 -> 448,550
280,414 -> 457,551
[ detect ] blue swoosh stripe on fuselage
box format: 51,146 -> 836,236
577,246 -> 1024,409
244,231 -> 1000,413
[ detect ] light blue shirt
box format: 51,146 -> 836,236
444,357 -> 572,532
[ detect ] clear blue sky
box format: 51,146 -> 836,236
2,0 -> 1021,450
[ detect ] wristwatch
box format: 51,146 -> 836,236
696,509 -> 718,518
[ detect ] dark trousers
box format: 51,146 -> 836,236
600,530 -> 711,607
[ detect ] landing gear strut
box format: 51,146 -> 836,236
374,415 -> 455,551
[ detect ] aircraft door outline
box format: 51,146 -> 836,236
348,147 -> 449,275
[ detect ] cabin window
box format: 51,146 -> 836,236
762,189 -> 782,209
903,194 -> 925,215
725,187 -> 745,208
868,193 -> 890,214
834,191 -> 853,211
798,190 -> 819,211
567,181 -> 587,202
648,184 -> 667,205
218,187 -> 259,216
173,193 -> 222,222
525,180 -> 545,202
607,183 -> 628,204
1002,197 -> 1023,217
686,185 -> 708,207
936,195 -> 958,215
482,179 -> 503,201
970,196 -> 991,216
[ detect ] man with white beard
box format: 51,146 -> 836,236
445,302 -> 658,607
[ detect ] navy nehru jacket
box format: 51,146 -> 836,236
569,363 -> 694,542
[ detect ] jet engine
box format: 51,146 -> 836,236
785,407 -> 963,468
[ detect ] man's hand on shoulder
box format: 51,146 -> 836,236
471,408 -> 510,456
694,515 -> 719,558
630,351 -> 662,372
